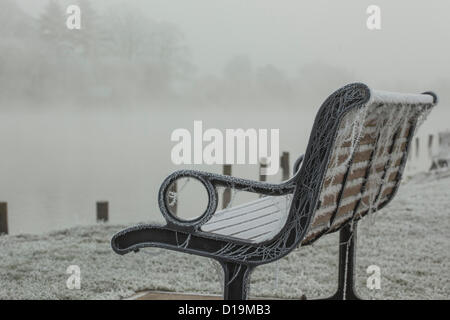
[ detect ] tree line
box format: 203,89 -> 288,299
0,0 -> 355,108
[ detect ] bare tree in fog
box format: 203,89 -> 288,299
103,7 -> 192,97
0,0 -> 193,105
1,0 -> 412,109
70,0 -> 102,58
0,0 -> 36,101
104,8 -> 150,61
191,56 -> 296,107
39,1 -> 66,46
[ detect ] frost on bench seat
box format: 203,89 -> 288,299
201,195 -> 291,243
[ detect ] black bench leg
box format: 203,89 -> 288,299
325,222 -> 362,300
221,262 -> 253,300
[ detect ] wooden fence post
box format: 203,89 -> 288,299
96,201 -> 109,222
223,165 -> 232,209
0,203 -> 7,235
280,151 -> 290,181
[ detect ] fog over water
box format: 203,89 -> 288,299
1,0 -> 449,234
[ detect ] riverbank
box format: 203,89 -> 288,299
0,170 -> 449,299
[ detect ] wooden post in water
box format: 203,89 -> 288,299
259,158 -> 268,198
428,134 -> 434,157
415,137 -> 420,158
96,201 -> 109,222
280,152 -> 290,181
259,157 -> 268,182
0,203 -> 7,235
222,165 -> 232,209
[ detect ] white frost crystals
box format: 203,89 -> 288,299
304,87 -> 435,239
175,87 -> 436,245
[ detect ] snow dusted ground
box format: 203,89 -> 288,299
0,170 -> 449,300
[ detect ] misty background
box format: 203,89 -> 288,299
1,0 -> 449,234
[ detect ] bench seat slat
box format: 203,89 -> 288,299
201,196 -> 290,242
205,196 -> 279,225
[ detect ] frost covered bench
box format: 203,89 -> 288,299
111,83 -> 437,300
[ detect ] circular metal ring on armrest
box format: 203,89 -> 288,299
158,170 -> 218,229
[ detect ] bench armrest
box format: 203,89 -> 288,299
158,169 -> 296,230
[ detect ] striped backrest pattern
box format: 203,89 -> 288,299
302,90 -> 435,244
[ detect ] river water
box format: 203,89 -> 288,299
0,104 -> 445,234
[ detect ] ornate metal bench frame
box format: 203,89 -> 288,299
111,83 -> 437,300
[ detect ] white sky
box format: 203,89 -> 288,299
16,0 -> 450,83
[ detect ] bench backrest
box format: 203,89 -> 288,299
300,84 -> 436,244
201,84 -> 437,249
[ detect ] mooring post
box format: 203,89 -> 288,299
0,203 -> 7,235
223,164 -> 232,209
259,158 -> 268,198
96,201 -> 109,222
428,134 -> 433,157
259,157 -> 268,182
280,151 -> 290,181
415,137 -> 420,158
